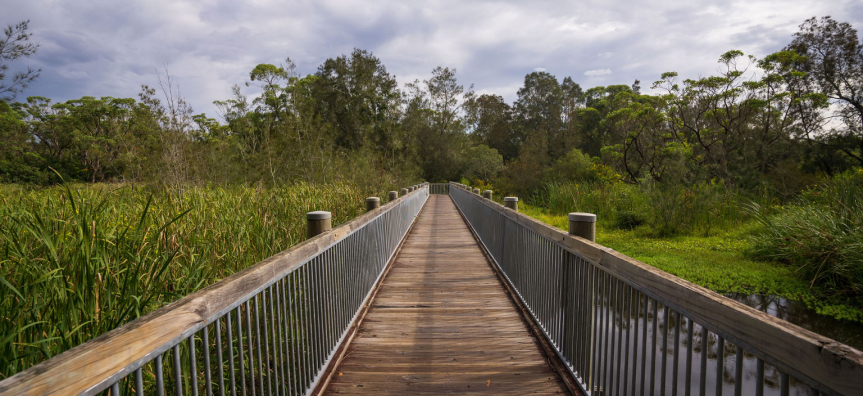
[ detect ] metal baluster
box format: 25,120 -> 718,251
216,317 -> 226,396
246,299 -> 259,396
661,306 -> 669,396
780,372 -> 789,396
135,367 -> 144,396
229,309 -> 240,396
716,336 -> 725,396
699,327 -> 708,396
156,355 -> 165,396
173,344 -> 184,396
685,318 -> 693,396
650,300 -> 658,396
204,325 -> 213,396
672,311 -> 680,396
640,294 -> 648,396
615,281 -> 624,396
734,345 -> 742,396
623,286 -> 631,396
755,358 -> 764,396
189,333 -> 199,396
236,307 -> 247,396
262,287 -> 276,396
111,382 -> 120,396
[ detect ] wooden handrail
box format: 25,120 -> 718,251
0,186 -> 429,395
451,183 -> 863,395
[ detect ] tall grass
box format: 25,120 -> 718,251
0,182 -> 377,379
749,169 -> 863,299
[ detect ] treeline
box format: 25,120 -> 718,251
1,17 -> 862,199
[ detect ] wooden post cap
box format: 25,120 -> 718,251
306,211 -> 332,239
472,188 -> 480,194
400,188 -> 408,195
568,212 -> 596,242
482,190 -> 492,199
306,211 -> 331,220
388,191 -> 398,201
504,197 -> 518,211
568,213 -> 596,222
365,197 -> 380,212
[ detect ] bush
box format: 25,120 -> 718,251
748,169 -> 863,298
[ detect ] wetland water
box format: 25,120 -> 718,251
581,291 -> 860,395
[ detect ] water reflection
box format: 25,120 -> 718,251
724,293 -> 863,351
583,289 -> 831,396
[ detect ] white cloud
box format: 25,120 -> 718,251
1,0 -> 861,112
584,68 -> 612,77
534,67 -> 546,72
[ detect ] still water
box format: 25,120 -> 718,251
581,291 -> 861,395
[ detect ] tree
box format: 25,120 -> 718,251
783,16 -> 863,166
0,20 -> 40,101
465,94 -> 518,161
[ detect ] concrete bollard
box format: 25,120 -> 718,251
306,211 -> 332,239
366,197 -> 380,212
400,188 -> 408,196
568,212 -> 596,242
472,188 -> 480,195
388,191 -> 398,202
504,197 -> 518,212
482,190 -> 492,200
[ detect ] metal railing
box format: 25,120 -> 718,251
449,182 -> 863,396
0,187 -> 429,396
429,183 -> 449,194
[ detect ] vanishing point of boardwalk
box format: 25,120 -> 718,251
324,195 -> 569,394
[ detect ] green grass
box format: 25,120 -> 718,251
517,202 -> 863,323
0,182 -> 399,379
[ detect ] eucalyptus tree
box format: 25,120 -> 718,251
0,20 -> 40,102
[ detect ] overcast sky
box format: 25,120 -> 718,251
4,0 -> 863,118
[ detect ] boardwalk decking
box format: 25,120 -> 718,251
323,195 -> 569,395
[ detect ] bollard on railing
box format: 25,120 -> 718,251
472,188 -> 480,195
567,212 -> 596,242
388,191 -> 398,202
366,197 -> 380,212
482,190 -> 492,200
400,188 -> 408,196
306,211 -> 332,239
504,197 -> 518,212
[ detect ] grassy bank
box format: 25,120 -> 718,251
0,182 -> 394,379
516,202 -> 863,323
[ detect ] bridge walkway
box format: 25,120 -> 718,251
323,194 -> 569,395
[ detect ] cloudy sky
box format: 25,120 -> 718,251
4,0 -> 863,117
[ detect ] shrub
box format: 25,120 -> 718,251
748,169 -> 863,298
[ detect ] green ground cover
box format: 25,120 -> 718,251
516,202 -> 863,323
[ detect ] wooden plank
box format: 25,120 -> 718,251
323,195 -> 569,395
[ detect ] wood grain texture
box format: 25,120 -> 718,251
453,183 -> 863,395
323,195 -> 569,395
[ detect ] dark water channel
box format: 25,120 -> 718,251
584,291 -> 862,396
724,293 -> 863,351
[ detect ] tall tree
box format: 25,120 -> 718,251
0,20 -> 40,102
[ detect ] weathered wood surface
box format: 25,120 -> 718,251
0,188 -> 429,396
323,195 -> 568,395
453,183 -> 863,395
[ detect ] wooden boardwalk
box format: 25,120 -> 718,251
323,195 -> 569,395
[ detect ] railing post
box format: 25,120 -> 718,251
472,188 -> 480,195
504,197 -> 518,212
306,211 -> 332,239
482,190 -> 492,200
388,191 -> 398,202
365,197 -> 380,212
400,188 -> 408,196
568,212 -> 596,242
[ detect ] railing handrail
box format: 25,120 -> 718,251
448,182 -> 863,395
0,185 -> 430,395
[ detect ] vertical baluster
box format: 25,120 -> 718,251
189,333 -> 199,396
203,325 -> 213,396
699,327 -> 707,396
685,319 -> 693,396
611,279 -> 620,396
734,346 -> 742,396
661,306 -> 669,396
640,294 -> 648,396
623,286 -> 631,396
249,298 -> 261,396
715,336 -> 725,396
780,372 -> 789,396
173,344 -> 184,396
216,318 -> 226,396
135,367 -> 144,396
111,382 -> 120,396
264,287 -> 277,396
672,311 -> 680,396
228,309 -> 239,396
237,306 -> 249,396
632,291 -> 641,396
156,355 -> 166,396
649,300 -> 658,396
755,358 -> 764,396
302,266 -> 314,391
